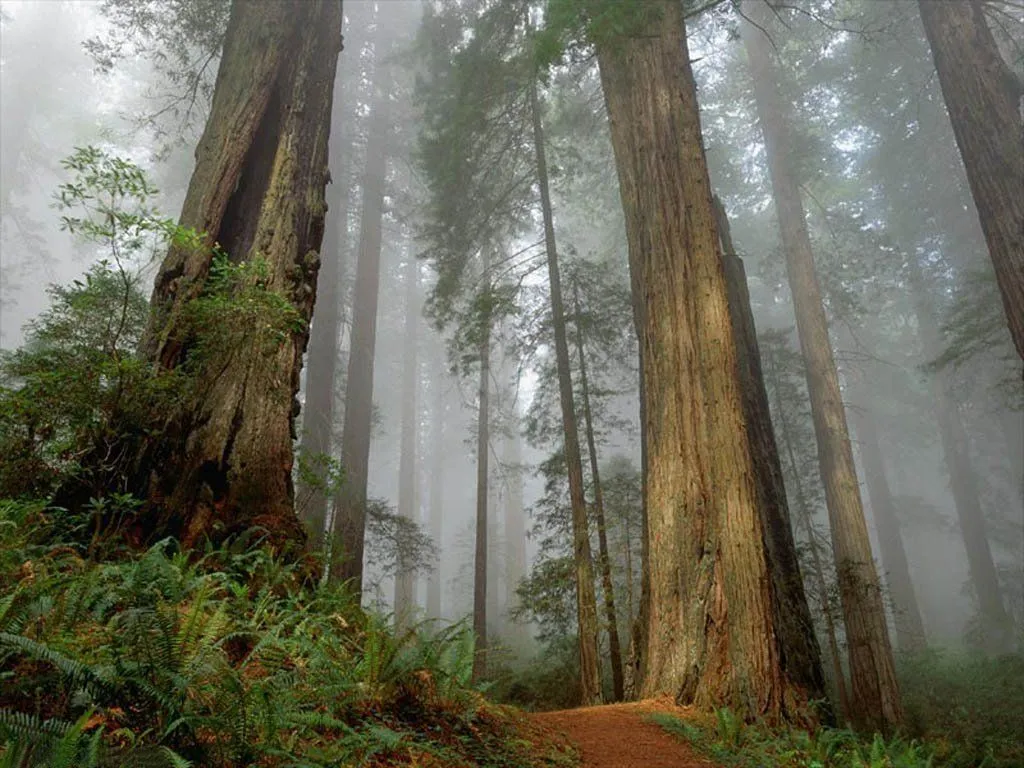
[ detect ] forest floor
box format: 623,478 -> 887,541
532,698 -> 719,768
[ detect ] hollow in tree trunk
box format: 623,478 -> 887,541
128,0 -> 343,551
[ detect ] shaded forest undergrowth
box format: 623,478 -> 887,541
2,496 -> 1022,768
0,500 -> 576,768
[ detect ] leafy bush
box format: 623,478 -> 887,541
0,499 -> 577,767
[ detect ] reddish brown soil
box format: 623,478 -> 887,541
532,698 -> 719,768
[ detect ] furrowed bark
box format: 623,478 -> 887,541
596,0 -> 823,723
918,0 -> 1024,370
129,0 -> 343,551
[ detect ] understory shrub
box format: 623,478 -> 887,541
0,499 -> 577,768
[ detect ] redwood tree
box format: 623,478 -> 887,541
529,72 -> 602,706
918,0 -> 1024,369
594,0 -> 824,723
132,0 -> 343,549
740,0 -> 902,729
332,92 -> 390,588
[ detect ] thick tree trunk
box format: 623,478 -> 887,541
764,342 -> 852,721
918,0 -> 1024,368
472,250 -> 492,682
846,395 -> 928,654
713,197 -> 827,702
907,256 -> 1014,651
298,72 -> 351,548
331,94 -> 389,589
394,249 -> 419,630
426,352 -> 446,621
132,0 -> 343,550
596,0 -> 824,723
529,76 -> 602,706
741,1 -> 902,730
572,283 -> 624,701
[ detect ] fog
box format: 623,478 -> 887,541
1,0 -> 1021,671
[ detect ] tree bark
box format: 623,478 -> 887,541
130,0 -> 342,550
472,250 -> 492,682
918,0 -> 1024,369
741,0 -> 902,730
529,75 -> 602,706
394,248 -> 419,630
596,0 -> 824,723
713,196 -> 827,704
331,93 -> 389,589
572,282 -> 624,701
298,70 -> 351,548
907,256 -> 1014,651
764,341 -> 852,721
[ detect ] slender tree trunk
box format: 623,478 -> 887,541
847,396 -> 928,653
907,256 -> 1014,651
487,467 -> 502,637
394,248 -> 419,630
741,1 -> 901,730
765,341 -> 852,720
472,250 -> 492,682
331,93 -> 389,588
572,283 -> 624,701
426,351 -> 446,621
529,75 -> 602,706
299,70 -> 351,548
596,0 -> 824,723
123,0 -> 342,549
503,410 -> 528,646
918,0 -> 1024,368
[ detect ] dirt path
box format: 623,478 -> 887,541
532,698 -> 719,768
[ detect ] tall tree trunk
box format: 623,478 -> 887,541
764,342 -> 852,721
572,282 -> 624,701
918,0 -> 1024,368
713,196 -> 827,704
596,0 -> 824,723
907,256 -> 1014,651
487,465 -> 502,637
331,93 -> 389,588
472,250 -> 492,682
846,394 -> 928,654
529,75 -> 602,706
503,406 -> 528,646
298,69 -> 351,548
426,351 -> 446,621
128,0 -> 342,549
394,248 -> 419,630
741,1 -> 902,730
